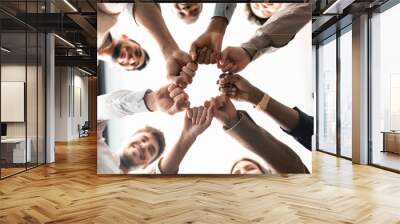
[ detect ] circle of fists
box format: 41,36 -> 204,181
162,30 -> 255,135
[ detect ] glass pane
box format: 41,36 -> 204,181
1,31 -> 27,177
38,32 -> 45,165
27,31 -> 38,169
340,29 -> 352,158
318,37 -> 337,154
371,3 -> 400,171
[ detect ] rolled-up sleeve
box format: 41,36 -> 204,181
213,3 -> 237,23
97,89 -> 150,121
241,3 -> 311,60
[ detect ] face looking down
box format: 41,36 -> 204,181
112,35 -> 149,71
231,159 -> 264,174
174,3 -> 203,24
250,3 -> 282,19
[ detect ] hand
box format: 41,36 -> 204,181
218,47 -> 251,73
205,95 -> 238,128
183,106 -> 213,138
190,17 -> 227,64
217,74 -> 264,105
148,84 -> 190,115
166,50 -> 196,88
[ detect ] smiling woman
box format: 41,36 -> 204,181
97,3 -> 312,175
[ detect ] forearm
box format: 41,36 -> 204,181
207,16 -> 228,33
241,3 -> 311,60
134,3 -> 179,57
265,98 -> 299,132
246,87 -> 299,132
159,133 -> 196,174
225,111 -> 307,173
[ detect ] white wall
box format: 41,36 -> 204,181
103,3 -> 312,173
55,67 -> 89,141
1,64 -> 46,163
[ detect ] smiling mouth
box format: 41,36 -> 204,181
136,145 -> 145,161
120,48 -> 141,67
119,50 -> 128,64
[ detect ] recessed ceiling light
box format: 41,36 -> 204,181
1,47 -> 11,53
54,34 -> 75,48
78,67 -> 92,76
63,0 -> 78,12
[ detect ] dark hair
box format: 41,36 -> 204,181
230,158 -> 266,174
245,3 -> 269,26
135,49 -> 150,71
135,126 -> 166,164
111,39 -> 150,71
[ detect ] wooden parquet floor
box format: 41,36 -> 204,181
1,135 -> 400,224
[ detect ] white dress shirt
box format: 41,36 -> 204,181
97,90 -> 162,174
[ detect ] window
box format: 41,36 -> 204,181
0,0 -> 47,179
339,28 -> 352,158
317,36 -> 337,154
370,2 -> 400,171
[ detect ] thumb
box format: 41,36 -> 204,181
218,49 -> 229,68
213,40 -> 222,55
190,42 -> 198,61
214,42 -> 222,62
206,105 -> 214,122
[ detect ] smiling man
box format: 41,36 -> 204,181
119,126 -> 165,173
97,83 -> 190,174
97,2 -> 195,88
98,34 -> 150,71
97,3 -> 150,71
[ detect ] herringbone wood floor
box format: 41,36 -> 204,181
1,136 -> 400,224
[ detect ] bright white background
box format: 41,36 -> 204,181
102,3 -> 312,174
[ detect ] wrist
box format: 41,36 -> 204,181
144,90 -> 156,112
180,131 -> 197,144
223,113 -> 240,129
249,88 -> 264,106
207,16 -> 228,33
241,47 -> 253,62
161,42 -> 179,58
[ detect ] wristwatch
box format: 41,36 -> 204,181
255,94 -> 270,111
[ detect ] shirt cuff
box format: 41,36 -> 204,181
213,3 -> 236,23
241,42 -> 258,61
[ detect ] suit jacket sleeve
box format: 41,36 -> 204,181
224,111 -> 309,173
241,3 -> 311,60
